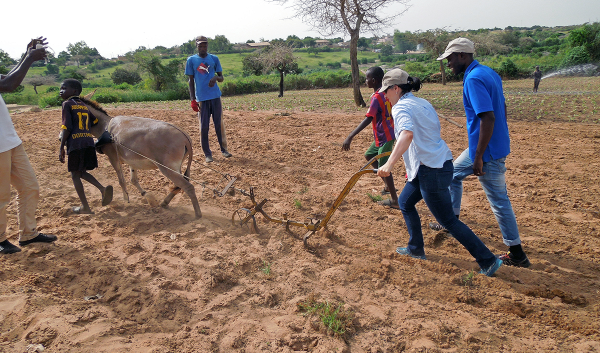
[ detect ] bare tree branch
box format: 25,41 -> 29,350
271,0 -> 410,106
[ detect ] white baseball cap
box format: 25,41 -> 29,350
436,37 -> 475,61
378,69 -> 409,93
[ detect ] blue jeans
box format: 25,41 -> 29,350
451,148 -> 521,247
398,160 -> 497,269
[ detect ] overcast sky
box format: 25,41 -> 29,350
2,0 -> 599,59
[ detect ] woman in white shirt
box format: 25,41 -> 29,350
377,69 -> 501,277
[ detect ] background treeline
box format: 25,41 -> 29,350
0,23 -> 599,107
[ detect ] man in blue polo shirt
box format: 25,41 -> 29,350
186,35 -> 231,163
432,37 -> 530,268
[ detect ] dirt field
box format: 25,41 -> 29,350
1,81 -> 600,352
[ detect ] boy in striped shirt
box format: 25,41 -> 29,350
342,67 -> 399,209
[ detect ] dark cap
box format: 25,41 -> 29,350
195,36 -> 208,43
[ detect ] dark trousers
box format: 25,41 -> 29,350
198,98 -> 228,157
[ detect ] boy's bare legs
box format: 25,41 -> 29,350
367,155 -> 398,206
71,171 -> 93,214
72,171 -> 112,214
383,174 -> 398,203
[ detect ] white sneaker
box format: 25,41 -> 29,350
205,156 -> 213,163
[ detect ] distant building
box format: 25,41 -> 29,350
247,42 -> 271,48
315,40 -> 330,47
377,36 -> 394,45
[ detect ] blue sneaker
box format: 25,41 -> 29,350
480,258 -> 503,277
396,247 -> 427,260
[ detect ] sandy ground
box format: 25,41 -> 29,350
1,99 -> 599,353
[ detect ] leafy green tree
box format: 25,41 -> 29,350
410,29 -> 451,84
61,67 -> 86,82
134,53 -> 184,91
44,64 -> 60,76
303,37 -> 317,48
567,22 -> 600,61
562,46 -> 591,67
307,47 -> 320,56
180,39 -> 196,55
0,49 -> 16,66
209,35 -> 233,53
393,30 -> 415,53
242,52 -> 264,76
285,35 -> 304,48
110,68 -> 143,85
357,37 -> 370,50
380,44 -> 393,56
497,58 -> 520,78
67,41 -> 93,66
251,44 -> 302,97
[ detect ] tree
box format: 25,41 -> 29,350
285,35 -> 304,48
209,35 -> 233,53
410,29 -> 451,85
242,52 -> 264,76
24,75 -> 57,94
67,41 -> 93,67
393,30 -> 415,53
44,64 -> 60,76
303,37 -> 317,48
567,22 -> 600,61
61,67 -> 86,82
110,68 -> 143,85
380,44 -> 393,56
252,44 -> 301,97
272,0 -> 410,107
134,53 -> 184,91
307,47 -> 320,56
0,49 -> 16,66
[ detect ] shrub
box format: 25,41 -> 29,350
46,86 -> 59,93
497,58 -> 521,79
326,62 -> 341,69
114,82 -> 133,90
94,92 -> 120,103
38,94 -> 63,108
110,68 -> 143,85
561,46 -> 591,67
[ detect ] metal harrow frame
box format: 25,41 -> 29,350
231,152 -> 391,247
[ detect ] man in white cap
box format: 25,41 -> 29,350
432,37 -> 530,268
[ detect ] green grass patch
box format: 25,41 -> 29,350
297,294 -> 354,338
367,192 -> 383,202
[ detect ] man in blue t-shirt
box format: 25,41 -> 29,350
433,37 -> 530,268
185,35 -> 231,163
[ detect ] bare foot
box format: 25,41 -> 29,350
102,185 -> 113,206
72,206 -> 94,214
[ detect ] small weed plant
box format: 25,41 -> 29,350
293,199 -> 302,209
366,192 -> 383,202
260,260 -> 272,276
297,295 -> 354,338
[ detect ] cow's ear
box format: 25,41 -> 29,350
84,88 -> 97,100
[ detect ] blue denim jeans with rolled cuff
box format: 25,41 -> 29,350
450,148 -> 521,247
398,159 -> 497,269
